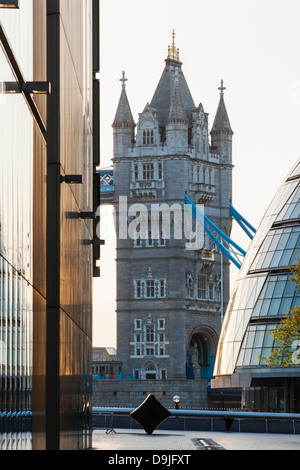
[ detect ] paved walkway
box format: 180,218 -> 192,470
92,428 -> 300,451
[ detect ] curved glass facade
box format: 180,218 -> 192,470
214,158 -> 300,381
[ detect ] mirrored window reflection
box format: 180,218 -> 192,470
250,226 -> 300,273
0,0 -> 33,81
236,183 -> 298,281
0,15 -> 34,449
236,324 -> 276,368
214,275 -> 267,376
252,275 -> 300,318
276,186 -> 300,222
289,161 -> 300,179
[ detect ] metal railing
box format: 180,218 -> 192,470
92,407 -> 300,434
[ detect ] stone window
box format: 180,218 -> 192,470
186,275 -> 195,298
143,130 -> 154,145
133,278 -> 167,299
145,229 -> 154,247
198,275 -> 207,299
134,280 -> 143,299
158,279 -> 166,298
142,163 -> 154,180
158,162 -> 163,179
133,236 -> 142,248
146,326 -> 155,342
209,282 -> 214,300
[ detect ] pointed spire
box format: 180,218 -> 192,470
165,69 -> 188,125
112,71 -> 136,129
211,80 -> 233,135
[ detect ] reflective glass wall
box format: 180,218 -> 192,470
0,0 -> 97,450
46,0 -> 94,450
213,159 -> 300,406
0,0 -> 47,450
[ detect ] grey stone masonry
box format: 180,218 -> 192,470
111,40 -> 234,408
93,379 -> 208,410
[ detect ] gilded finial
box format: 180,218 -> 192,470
167,29 -> 180,61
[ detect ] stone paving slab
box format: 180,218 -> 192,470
92,428 -> 300,451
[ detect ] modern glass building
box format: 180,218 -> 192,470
212,158 -> 300,412
0,0 -> 100,450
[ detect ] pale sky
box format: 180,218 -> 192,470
93,0 -> 300,348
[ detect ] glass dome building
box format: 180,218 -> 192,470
212,158 -> 300,412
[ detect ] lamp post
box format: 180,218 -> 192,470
173,395 -> 180,410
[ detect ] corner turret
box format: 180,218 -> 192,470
210,80 -> 233,164
112,71 -> 136,157
165,69 -> 189,153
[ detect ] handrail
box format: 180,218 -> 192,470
92,406 -> 300,421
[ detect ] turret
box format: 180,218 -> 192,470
210,80 -> 233,164
165,69 -> 189,153
112,71 -> 136,157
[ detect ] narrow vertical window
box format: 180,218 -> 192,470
134,164 -> 139,180
198,276 -> 207,299
146,229 -> 154,247
209,283 -> 214,300
158,162 -> 163,179
158,279 -> 166,298
135,280 -> 142,299
150,130 -> 154,144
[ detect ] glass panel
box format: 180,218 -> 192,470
263,328 -> 275,347
279,297 -> 292,315
243,348 -> 252,366
250,227 -> 300,272
246,330 -> 255,349
261,348 -> 272,363
289,161 -> 300,178
260,299 -> 271,316
277,232 -> 290,249
0,0 -> 34,80
273,281 -> 286,298
0,11 -> 34,449
250,348 -> 261,366
269,298 -> 281,316
265,280 -> 276,298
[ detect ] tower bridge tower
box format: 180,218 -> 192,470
112,33 -> 233,403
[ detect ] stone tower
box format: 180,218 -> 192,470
112,33 -> 233,405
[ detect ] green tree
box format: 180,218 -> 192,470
262,256 -> 300,367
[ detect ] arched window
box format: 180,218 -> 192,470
186,275 -> 195,298
144,363 -> 157,379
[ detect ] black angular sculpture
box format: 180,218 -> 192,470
130,394 -> 171,435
